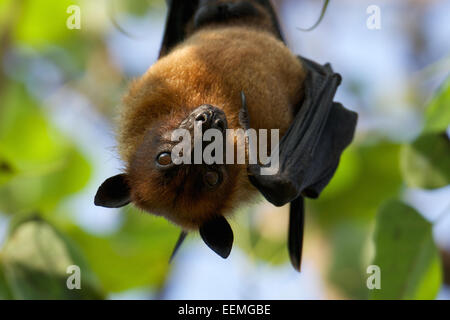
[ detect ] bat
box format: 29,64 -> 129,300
94,0 -> 357,271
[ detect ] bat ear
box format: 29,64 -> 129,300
199,216 -> 234,259
94,174 -> 131,208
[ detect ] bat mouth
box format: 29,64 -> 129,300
202,165 -> 226,190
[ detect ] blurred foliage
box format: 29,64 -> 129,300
65,208 -> 178,293
0,0 -> 448,301
401,133 -> 450,189
366,78 -> 449,300
323,77 -> 449,299
14,0 -> 77,46
370,200 -> 442,299
0,0 -> 177,299
309,142 -> 403,299
423,79 -> 450,134
0,84 -> 91,215
313,142 -> 403,227
401,79 -> 450,189
0,258 -> 13,299
327,222 -> 369,299
2,218 -> 103,299
232,204 -> 289,266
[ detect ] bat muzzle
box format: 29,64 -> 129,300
180,104 -> 228,133
176,105 -> 229,190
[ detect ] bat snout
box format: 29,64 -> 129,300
181,104 -> 228,133
195,105 -> 227,133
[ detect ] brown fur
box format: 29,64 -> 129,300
118,16 -> 305,230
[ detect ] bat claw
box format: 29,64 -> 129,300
238,91 -> 251,130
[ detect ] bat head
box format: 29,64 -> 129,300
94,104 -> 240,258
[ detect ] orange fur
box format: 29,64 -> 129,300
118,18 -> 305,230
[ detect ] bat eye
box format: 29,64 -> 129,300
156,152 -> 172,167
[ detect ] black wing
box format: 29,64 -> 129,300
159,0 -> 199,57
243,58 -> 357,270
248,58 -> 357,205
159,0 -> 284,57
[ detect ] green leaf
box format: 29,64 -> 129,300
313,142 -> 403,228
424,77 -> 450,134
0,84 -> 91,213
14,0 -> 76,46
0,0 -> 90,73
1,218 -> 104,299
370,200 -> 442,300
403,77 -> 450,189
66,208 -> 179,293
327,223 -> 369,299
401,132 -> 450,189
317,147 -> 359,198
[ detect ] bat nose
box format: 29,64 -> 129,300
193,105 -> 228,133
